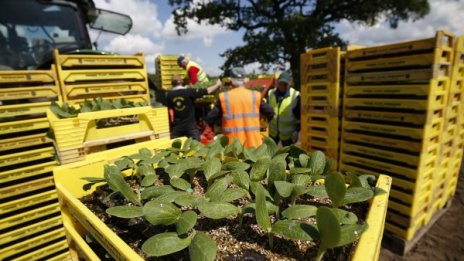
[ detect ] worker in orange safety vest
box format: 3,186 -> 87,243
206,67 -> 275,148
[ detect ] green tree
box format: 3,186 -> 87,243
168,0 -> 429,88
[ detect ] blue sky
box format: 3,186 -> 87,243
90,0 -> 464,76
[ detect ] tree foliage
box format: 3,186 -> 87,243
168,0 -> 430,87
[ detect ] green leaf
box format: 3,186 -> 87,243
141,174 -> 158,187
299,154 -> 310,168
81,177 -> 106,183
231,170 -> 250,190
292,185 -> 306,196
340,187 -> 374,205
137,164 -> 155,176
290,167 -> 311,175
205,177 -> 231,201
289,145 -> 306,159
172,139 -> 183,149
170,178 -> 191,191
332,208 -> 358,225
250,158 -> 271,181
114,157 -> 134,170
141,185 -> 174,200
174,194 -> 202,207
50,101 -> 76,118
268,153 -> 287,185
243,148 -> 257,162
274,181 -> 295,198
254,144 -> 270,160
183,157 -> 203,171
182,138 -> 193,152
348,172 -> 363,188
143,201 -> 181,226
317,206 -> 341,250
142,232 -> 192,257
232,137 -> 243,157
255,183 -> 271,232
223,161 -> 250,171
250,181 -> 272,199
189,232 -> 217,261
219,188 -> 248,202
202,158 -> 222,181
243,202 -> 278,215
325,172 -> 347,208
336,224 -> 368,248
272,220 -> 319,241
309,150 -> 326,176
176,210 -> 197,235
291,174 -> 311,186
106,206 -> 144,218
306,185 -> 328,198
206,143 -> 223,159
281,205 -> 317,219
359,175 -> 376,188
165,163 -> 186,179
197,201 -> 239,219
322,159 -> 334,175
219,135 -> 229,147
374,187 -> 387,196
156,191 -> 187,203
104,165 -> 140,205
139,148 -> 153,158
263,137 -> 278,157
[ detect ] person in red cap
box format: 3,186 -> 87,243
177,56 -> 209,85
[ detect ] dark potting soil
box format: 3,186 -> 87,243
80,175 -> 369,261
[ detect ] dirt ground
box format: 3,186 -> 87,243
379,162 -> 464,261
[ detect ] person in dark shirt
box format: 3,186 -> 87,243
167,75 -> 221,141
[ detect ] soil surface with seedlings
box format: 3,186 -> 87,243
81,173 -> 370,261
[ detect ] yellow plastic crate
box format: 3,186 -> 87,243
0,133 -> 51,153
0,215 -> 62,246
57,53 -> 145,68
48,106 -> 169,152
451,36 -> 464,79
11,240 -> 69,261
0,175 -> 54,200
0,118 -> 49,136
388,185 -> 432,217
346,69 -> 449,85
342,118 -> 443,141
340,142 -> 439,168
343,95 -> 447,111
343,109 -> 443,126
385,211 -> 428,240
346,31 -> 454,60
53,138 -> 390,261
0,67 -> 61,102
0,228 -> 66,259
301,112 -> 339,129
0,160 -> 57,184
46,251 -> 72,261
445,101 -> 461,119
301,132 -> 339,148
301,124 -> 340,140
386,210 -> 428,231
55,50 -> 151,103
64,221 -> 101,261
300,47 -> 342,84
347,50 -> 452,73
341,132 -> 438,154
0,146 -> 54,168
0,102 -> 52,119
339,153 -> 438,180
0,203 -> 61,230
0,189 -> 58,216
344,79 -> 449,97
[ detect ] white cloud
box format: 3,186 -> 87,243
105,34 -> 165,73
161,15 -> 230,47
336,0 -> 464,46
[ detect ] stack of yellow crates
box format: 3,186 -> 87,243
300,47 -> 344,168
155,55 -> 187,89
54,50 -> 151,104
339,31 -> 456,251
0,69 -> 70,260
430,36 -> 464,213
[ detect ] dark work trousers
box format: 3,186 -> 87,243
271,135 -> 292,147
172,128 -> 201,141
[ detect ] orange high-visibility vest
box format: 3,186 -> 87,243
219,87 -> 262,148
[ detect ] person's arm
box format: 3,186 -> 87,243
259,100 -> 275,122
205,100 -> 222,125
293,95 -> 301,132
206,79 -> 222,94
188,66 -> 199,85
